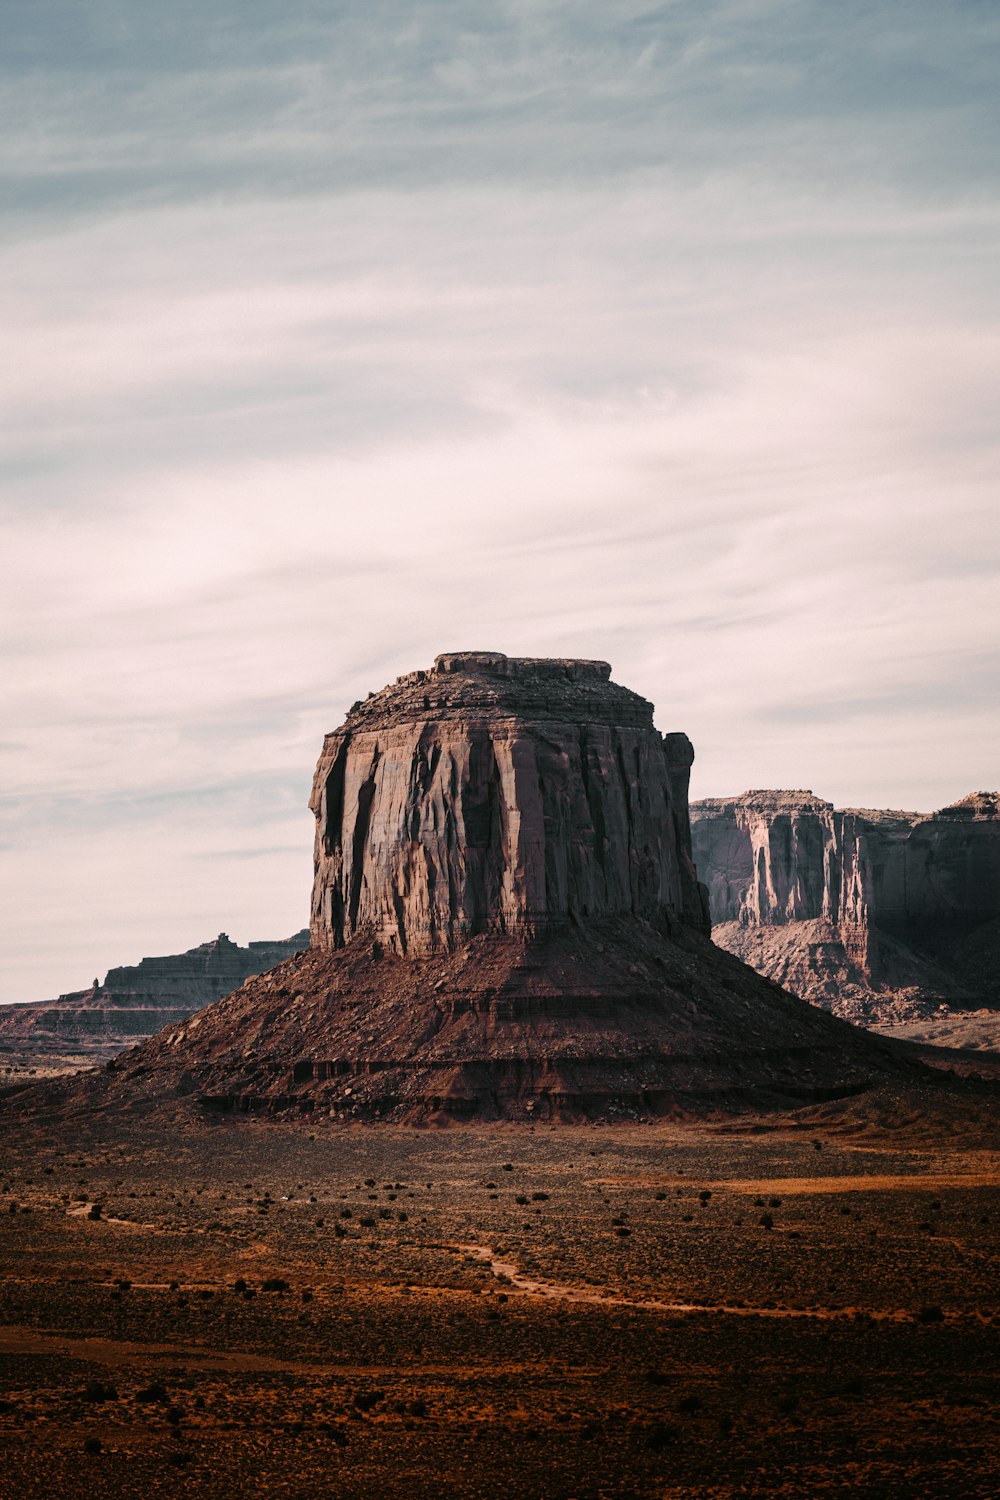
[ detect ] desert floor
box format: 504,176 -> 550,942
1,1115 -> 997,1499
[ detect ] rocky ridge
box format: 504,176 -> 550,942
10,652 -> 921,1125
691,790 -> 1000,1022
0,929 -> 309,1071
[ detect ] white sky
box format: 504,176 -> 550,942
2,1 -> 999,1002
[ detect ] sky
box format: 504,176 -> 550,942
2,0 -> 999,1004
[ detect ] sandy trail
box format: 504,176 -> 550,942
456,1243 -> 925,1322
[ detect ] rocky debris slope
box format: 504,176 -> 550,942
691,790 -> 1000,1023
10,652 -> 923,1126
69,918 -> 915,1124
0,930 -> 309,1069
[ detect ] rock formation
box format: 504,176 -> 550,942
14,651 -> 920,1126
0,929 -> 309,1069
308,651 -> 709,951
691,790 -> 1000,1022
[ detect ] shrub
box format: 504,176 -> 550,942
135,1381 -> 168,1404
917,1305 -> 944,1323
83,1437 -> 103,1455
261,1277 -> 290,1292
758,1213 -> 774,1230
82,1380 -> 117,1403
353,1389 -> 385,1412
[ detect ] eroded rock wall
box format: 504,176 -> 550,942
310,652 -> 708,953
690,790 -> 1000,1018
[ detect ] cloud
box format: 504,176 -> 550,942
1,1 -> 998,1001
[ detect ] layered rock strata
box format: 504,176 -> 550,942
691,790 -> 1000,1022
0,930 -> 309,1068
11,652 -> 922,1126
309,652 -> 709,951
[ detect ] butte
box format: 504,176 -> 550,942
37,652 -> 923,1124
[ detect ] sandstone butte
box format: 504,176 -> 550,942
11,652 -> 927,1126
691,790 -> 1000,1023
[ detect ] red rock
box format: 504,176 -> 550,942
309,652 -> 707,952
691,790 -> 1000,1022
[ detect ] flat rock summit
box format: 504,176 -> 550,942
17,652 -> 925,1125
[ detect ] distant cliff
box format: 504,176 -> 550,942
0,929 -> 309,1069
690,791 -> 1000,1021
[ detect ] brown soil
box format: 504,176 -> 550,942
1,1113 -> 997,1498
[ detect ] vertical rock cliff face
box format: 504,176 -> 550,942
309,652 -> 708,953
691,790 -> 1000,1019
691,791 -> 870,927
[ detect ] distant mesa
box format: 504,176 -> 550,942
10,651 -> 921,1126
691,789 -> 1000,1023
0,929 -> 309,1068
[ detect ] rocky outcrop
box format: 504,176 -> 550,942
309,651 -> 709,952
691,790 -> 1000,1021
0,930 -> 309,1068
14,652 -> 921,1126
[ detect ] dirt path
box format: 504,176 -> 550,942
456,1243 -> 923,1322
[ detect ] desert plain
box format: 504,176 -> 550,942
1,1100 -> 997,1500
